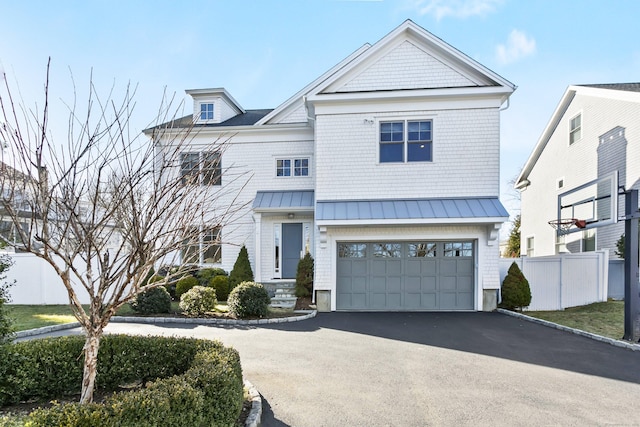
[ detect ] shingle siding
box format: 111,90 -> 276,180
314,108 -> 500,201
334,40 -> 475,92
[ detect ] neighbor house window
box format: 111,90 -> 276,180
526,236 -> 535,257
569,113 -> 582,145
182,226 -> 221,264
181,152 -> 221,186
276,158 -> 309,177
380,120 -> 433,163
200,103 -> 214,121
582,229 -> 596,252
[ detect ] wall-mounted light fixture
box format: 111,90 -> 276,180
287,213 -> 295,219
363,118 -> 375,125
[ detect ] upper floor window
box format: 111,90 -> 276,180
569,113 -> 582,145
181,152 -> 221,186
276,158 -> 309,177
200,103 -> 214,121
380,120 -> 433,163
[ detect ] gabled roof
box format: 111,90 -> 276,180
515,83 -> 640,189
143,109 -> 273,134
260,19 -> 515,125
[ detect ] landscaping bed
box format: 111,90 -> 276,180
0,335 -> 244,426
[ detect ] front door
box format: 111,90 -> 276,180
282,223 -> 303,279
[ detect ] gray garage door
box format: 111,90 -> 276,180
336,241 -> 474,311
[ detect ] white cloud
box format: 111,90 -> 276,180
413,0 -> 504,21
496,29 -> 536,65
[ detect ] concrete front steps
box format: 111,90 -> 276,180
266,281 -> 297,309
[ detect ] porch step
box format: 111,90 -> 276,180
268,282 -> 297,309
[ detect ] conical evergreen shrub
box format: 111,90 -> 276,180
500,262 -> 532,311
229,245 -> 254,289
295,252 -> 314,297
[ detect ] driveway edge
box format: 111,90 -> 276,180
244,379 -> 262,427
15,322 -> 81,338
497,308 -> 640,351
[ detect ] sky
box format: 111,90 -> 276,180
1,0 -> 640,235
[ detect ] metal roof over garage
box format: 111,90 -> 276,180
253,190 -> 315,211
316,197 -> 508,221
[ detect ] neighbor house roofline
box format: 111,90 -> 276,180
515,83 -> 640,189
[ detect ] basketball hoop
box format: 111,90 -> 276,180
548,218 -> 587,235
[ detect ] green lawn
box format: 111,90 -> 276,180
525,300 -> 624,340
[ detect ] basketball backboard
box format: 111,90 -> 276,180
553,171 -> 619,235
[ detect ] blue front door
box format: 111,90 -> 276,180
282,223 -> 302,279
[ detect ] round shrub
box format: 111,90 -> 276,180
227,281 -> 271,319
196,268 -> 227,287
500,262 -> 532,311
175,276 -> 199,299
129,286 -> 171,315
209,275 -> 230,301
179,286 -> 217,317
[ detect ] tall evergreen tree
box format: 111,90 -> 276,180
229,245 -> 254,288
505,214 -> 521,257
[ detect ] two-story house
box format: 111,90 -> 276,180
516,84 -> 640,257
147,20 -> 515,311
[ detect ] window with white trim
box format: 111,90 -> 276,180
582,229 -> 596,252
181,152 -> 221,186
182,226 -> 221,264
526,236 -> 535,257
569,113 -> 582,145
200,103 -> 214,121
380,120 -> 433,163
276,158 -> 309,177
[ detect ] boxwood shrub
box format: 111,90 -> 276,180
227,281 -> 271,319
0,335 -> 243,426
179,286 -> 217,317
129,285 -> 172,315
209,275 -> 230,301
175,276 -> 199,299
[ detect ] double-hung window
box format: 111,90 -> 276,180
200,103 -> 214,121
182,226 -> 221,264
276,158 -> 309,177
569,113 -> 582,145
380,120 -> 433,163
181,152 -> 221,186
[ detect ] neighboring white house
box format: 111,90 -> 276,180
146,20 -> 516,312
516,84 -> 640,257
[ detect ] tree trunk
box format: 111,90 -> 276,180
80,330 -> 101,403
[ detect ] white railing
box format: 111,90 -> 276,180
499,251 -> 609,311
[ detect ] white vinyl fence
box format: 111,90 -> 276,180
3,251 -> 96,305
499,250 -> 609,311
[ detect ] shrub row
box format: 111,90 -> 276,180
0,335 -> 242,426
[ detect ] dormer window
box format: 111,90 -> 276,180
200,103 -> 214,121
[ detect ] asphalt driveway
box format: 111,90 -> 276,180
42,312 -> 640,426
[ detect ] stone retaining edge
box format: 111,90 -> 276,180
14,310 -> 318,338
497,308 -> 640,351
244,379 -> 262,427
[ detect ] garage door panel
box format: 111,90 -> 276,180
336,241 -> 475,311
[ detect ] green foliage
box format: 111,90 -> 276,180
129,286 -> 171,315
175,276 -> 199,299
146,274 -> 165,285
500,262 -> 532,311
179,286 -> 217,317
209,275 -> 230,301
616,234 -> 625,258
227,281 -> 270,319
504,214 -> 521,257
0,253 -> 15,345
229,246 -> 253,289
295,252 -> 314,297
196,268 -> 227,287
2,335 -> 243,426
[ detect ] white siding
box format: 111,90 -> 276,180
314,108 -> 500,201
520,92 -> 640,257
271,102 -> 308,124
335,40 -> 475,92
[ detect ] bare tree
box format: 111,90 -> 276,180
0,60 -> 248,403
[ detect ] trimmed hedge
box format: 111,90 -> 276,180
175,276 -> 199,299
0,335 -> 243,427
129,285 -> 172,315
209,275 -> 230,301
179,286 -> 217,317
227,281 -> 271,319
